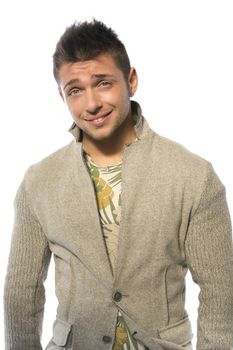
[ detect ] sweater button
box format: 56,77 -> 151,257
113,291 -> 122,302
102,335 -> 112,343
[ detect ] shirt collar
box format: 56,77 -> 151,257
68,100 -> 145,142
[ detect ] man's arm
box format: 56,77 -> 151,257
185,162 -> 233,349
4,174 -> 51,350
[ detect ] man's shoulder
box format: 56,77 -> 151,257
155,133 -> 207,163
23,141 -> 76,186
33,140 -> 75,168
148,131 -> 210,179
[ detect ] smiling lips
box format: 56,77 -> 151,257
84,111 -> 112,127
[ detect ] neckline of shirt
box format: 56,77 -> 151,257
83,137 -> 138,169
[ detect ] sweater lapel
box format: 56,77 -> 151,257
69,141 -> 114,288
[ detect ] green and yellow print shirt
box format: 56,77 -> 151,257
84,151 -> 146,350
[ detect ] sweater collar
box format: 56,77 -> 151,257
68,100 -> 147,142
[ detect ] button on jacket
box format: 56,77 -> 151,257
4,101 -> 233,349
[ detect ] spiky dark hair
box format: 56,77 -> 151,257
53,19 -> 131,83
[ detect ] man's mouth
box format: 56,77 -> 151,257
84,111 -> 112,126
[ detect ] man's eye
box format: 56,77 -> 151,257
69,88 -> 80,96
99,81 -> 111,87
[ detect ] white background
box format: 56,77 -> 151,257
0,1 -> 233,349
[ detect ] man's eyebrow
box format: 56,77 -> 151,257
63,74 -> 116,91
63,79 -> 80,91
93,73 -> 116,79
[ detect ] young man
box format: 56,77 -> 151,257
4,20 -> 233,350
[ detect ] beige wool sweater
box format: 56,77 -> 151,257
4,101 -> 233,350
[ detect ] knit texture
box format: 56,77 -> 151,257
4,180 -> 51,349
185,163 -> 233,349
4,101 -> 233,349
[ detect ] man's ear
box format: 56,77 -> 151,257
128,67 -> 138,97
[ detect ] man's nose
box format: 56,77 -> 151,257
85,90 -> 102,114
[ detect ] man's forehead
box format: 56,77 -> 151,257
58,55 -> 122,87
60,54 -> 118,74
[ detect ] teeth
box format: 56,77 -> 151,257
85,114 -> 109,122
92,117 -> 105,122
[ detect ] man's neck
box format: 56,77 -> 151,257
82,117 -> 136,167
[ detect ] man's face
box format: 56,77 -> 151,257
58,54 -> 138,142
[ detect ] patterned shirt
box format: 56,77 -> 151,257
84,151 -> 146,350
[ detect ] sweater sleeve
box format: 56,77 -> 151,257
4,173 -> 51,350
185,162 -> 233,350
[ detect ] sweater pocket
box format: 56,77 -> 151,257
157,316 -> 193,348
45,318 -> 73,349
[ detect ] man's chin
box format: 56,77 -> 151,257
84,129 -> 115,143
